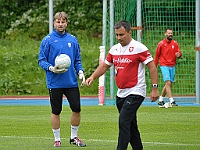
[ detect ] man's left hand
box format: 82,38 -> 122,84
150,89 -> 159,102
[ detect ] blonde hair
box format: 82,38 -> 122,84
54,12 -> 68,21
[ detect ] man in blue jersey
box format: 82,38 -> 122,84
38,11 -> 86,147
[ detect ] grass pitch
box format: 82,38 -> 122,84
0,105 -> 200,150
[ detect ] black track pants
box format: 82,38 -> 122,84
116,94 -> 144,150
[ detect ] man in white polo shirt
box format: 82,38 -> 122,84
85,20 -> 159,150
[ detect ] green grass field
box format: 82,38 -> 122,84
0,105 -> 200,150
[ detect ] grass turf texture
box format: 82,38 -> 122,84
0,106 -> 200,150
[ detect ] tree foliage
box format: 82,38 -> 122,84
0,0 -> 103,39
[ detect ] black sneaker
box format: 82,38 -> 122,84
171,101 -> 178,106
70,137 -> 86,147
158,101 -> 165,106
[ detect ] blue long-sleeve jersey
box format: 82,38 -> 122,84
38,30 -> 84,89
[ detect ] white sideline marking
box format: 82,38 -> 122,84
0,135 -> 53,140
143,142 -> 200,146
1,136 -> 200,147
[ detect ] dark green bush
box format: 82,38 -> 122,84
0,0 -> 102,40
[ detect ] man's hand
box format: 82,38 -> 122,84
85,77 -> 94,87
78,70 -> 85,86
175,52 -> 181,58
49,66 -> 68,74
150,88 -> 159,102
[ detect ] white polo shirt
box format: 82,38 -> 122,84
105,39 -> 153,98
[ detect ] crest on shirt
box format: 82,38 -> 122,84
68,42 -> 71,47
129,47 -> 134,52
172,45 -> 174,49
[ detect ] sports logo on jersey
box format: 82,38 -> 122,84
129,47 -> 134,52
172,45 -> 174,49
113,57 -> 132,63
68,42 -> 71,47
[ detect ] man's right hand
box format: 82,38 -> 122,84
85,77 -> 94,87
49,66 -> 68,74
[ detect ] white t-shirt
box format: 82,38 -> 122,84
105,39 -> 153,98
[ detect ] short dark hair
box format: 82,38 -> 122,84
114,20 -> 131,32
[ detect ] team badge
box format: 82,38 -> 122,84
129,47 -> 134,52
68,42 -> 71,47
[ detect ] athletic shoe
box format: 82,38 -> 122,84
70,137 -> 86,147
171,101 -> 178,106
54,141 -> 61,147
158,101 -> 165,106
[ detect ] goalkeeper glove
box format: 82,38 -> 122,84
78,70 -> 85,86
49,66 -> 68,74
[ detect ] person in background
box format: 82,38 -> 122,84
38,11 -> 86,147
154,28 -> 182,107
85,20 -> 159,150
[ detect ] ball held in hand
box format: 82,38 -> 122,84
55,54 -> 71,69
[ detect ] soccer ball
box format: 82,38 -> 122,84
55,54 -> 71,69
164,102 -> 172,108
